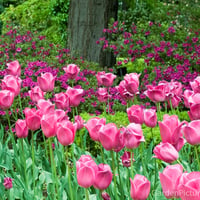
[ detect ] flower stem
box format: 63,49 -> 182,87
31,131 -> 35,197
66,146 -> 73,200
130,149 -> 134,179
48,137 -> 59,199
194,146 -> 200,171
85,188 -> 90,200
111,150 -> 119,200
20,139 -> 28,189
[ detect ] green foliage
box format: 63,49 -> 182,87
0,0 -> 67,45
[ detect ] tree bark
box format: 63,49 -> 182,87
68,0 -> 118,67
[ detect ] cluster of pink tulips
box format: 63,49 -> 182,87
1,59 -> 200,200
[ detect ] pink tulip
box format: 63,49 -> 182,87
3,177 -> 13,189
76,155 -> 97,188
153,142 -> 179,163
96,71 -> 116,87
54,109 -> 69,122
124,123 -> 144,149
181,120 -> 200,145
178,172 -> 200,200
66,87 -> 84,107
127,105 -> 144,124
183,89 -> 194,108
190,76 -> 200,93
63,64 -> 80,80
188,103 -> 200,120
143,109 -> 157,128
1,75 -> 22,96
117,80 -> 134,100
159,164 -> 183,199
124,73 -> 140,94
0,90 -> 15,110
158,114 -> 185,151
15,119 -> 29,138
144,84 -> 166,102
56,120 -> 76,146
99,123 -> 124,151
28,86 -> 45,103
75,115 -> 84,130
54,92 -> 70,110
37,72 -> 55,92
24,108 -> 42,131
96,88 -> 109,102
37,99 -> 55,115
41,113 -> 58,138
85,117 -> 106,141
6,60 -> 21,76
187,93 -> 200,106
121,151 -> 135,167
168,80 -> 183,97
93,164 -> 113,190
130,174 -> 151,200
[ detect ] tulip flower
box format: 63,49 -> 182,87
181,120 -> 200,145
124,73 -> 140,94
124,123 -> 144,149
158,114 -> 185,151
101,192 -> 111,200
144,84 -> 166,102
93,164 -> 113,190
0,90 -> 15,110
1,75 -> 22,96
182,89 -> 194,108
178,172 -> 200,200
96,71 -> 116,87
76,155 -> 97,188
54,109 -> 69,122
117,80 -> 134,100
41,113 -> 58,138
190,76 -> 200,93
28,86 -> 45,103
159,164 -> 183,199
6,60 -> 21,77
127,105 -> 144,124
188,103 -> 200,120
37,99 -> 55,115
99,123 -> 124,151
143,109 -> 157,128
56,120 -> 76,146
15,119 -> 29,138
66,87 -> 84,107
3,177 -> 13,189
54,92 -> 70,110
96,87 -> 109,102
75,115 -> 84,130
85,117 -> 106,141
121,151 -> 135,167
24,108 -> 42,131
130,174 -> 151,200
153,142 -> 179,163
63,64 -> 80,80
37,72 -> 55,92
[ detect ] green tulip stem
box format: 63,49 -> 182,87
20,138 -> 28,189
111,150 -> 119,200
85,188 -> 90,200
130,148 -> 135,178
116,152 -> 124,197
156,102 -> 161,121
169,98 -> 175,115
73,107 -> 75,123
6,110 -> 17,152
194,146 -> 200,171
42,133 -> 48,159
66,146 -> 73,200
31,131 -> 35,196
48,137 -> 59,199
18,94 -> 24,118
100,144 -> 105,163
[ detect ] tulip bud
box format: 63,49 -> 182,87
37,72 -> 55,92
15,119 -> 29,138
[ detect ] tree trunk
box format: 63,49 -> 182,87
68,0 -> 118,67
